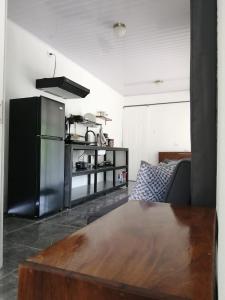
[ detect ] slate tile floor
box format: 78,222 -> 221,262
0,183 -> 135,300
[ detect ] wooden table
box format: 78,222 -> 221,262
18,201 -> 216,300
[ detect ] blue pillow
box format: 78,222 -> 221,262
129,161 -> 176,202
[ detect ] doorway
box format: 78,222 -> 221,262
123,101 -> 191,180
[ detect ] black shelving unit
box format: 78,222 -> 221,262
64,145 -> 129,207
72,165 -> 128,176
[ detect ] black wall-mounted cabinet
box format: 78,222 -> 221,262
8,96 -> 65,218
36,77 -> 90,99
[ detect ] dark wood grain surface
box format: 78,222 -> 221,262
18,201 -> 216,300
159,152 -> 191,162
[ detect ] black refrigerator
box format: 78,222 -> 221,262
8,96 -> 65,218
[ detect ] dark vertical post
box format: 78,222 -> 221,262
103,153 -> 107,183
88,155 -> 91,185
190,0 -> 217,207
94,150 -> 98,193
113,151 -> 116,187
64,145 -> 73,208
126,150 -> 129,187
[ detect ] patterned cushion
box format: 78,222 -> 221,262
129,161 -> 176,202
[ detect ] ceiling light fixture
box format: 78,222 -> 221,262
153,80 -> 164,84
113,22 -> 127,37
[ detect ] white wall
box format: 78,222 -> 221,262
5,20 -> 124,208
0,0 -> 7,269
123,92 -> 191,180
217,1 -> 225,299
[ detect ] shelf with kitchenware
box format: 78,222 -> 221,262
95,116 -> 112,125
64,145 -> 129,207
65,112 -> 114,146
96,111 -> 112,125
68,144 -> 128,151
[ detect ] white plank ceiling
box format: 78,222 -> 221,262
8,0 -> 190,96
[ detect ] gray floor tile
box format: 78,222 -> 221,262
5,222 -> 78,250
42,192 -> 126,229
0,184 -> 134,298
0,242 -> 39,280
0,271 -> 18,300
43,210 -> 88,227
52,194 -> 129,227
3,217 -> 34,235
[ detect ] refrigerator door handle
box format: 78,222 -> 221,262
36,135 -> 64,141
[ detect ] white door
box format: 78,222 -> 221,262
0,0 -> 6,269
146,103 -> 191,164
122,103 -> 191,181
122,106 -> 150,181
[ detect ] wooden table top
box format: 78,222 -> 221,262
24,201 -> 216,300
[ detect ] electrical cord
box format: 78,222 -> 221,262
49,52 -> 56,78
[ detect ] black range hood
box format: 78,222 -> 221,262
36,76 -> 90,99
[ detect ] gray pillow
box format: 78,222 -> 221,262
129,161 -> 176,202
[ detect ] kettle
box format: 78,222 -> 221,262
85,129 -> 97,145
